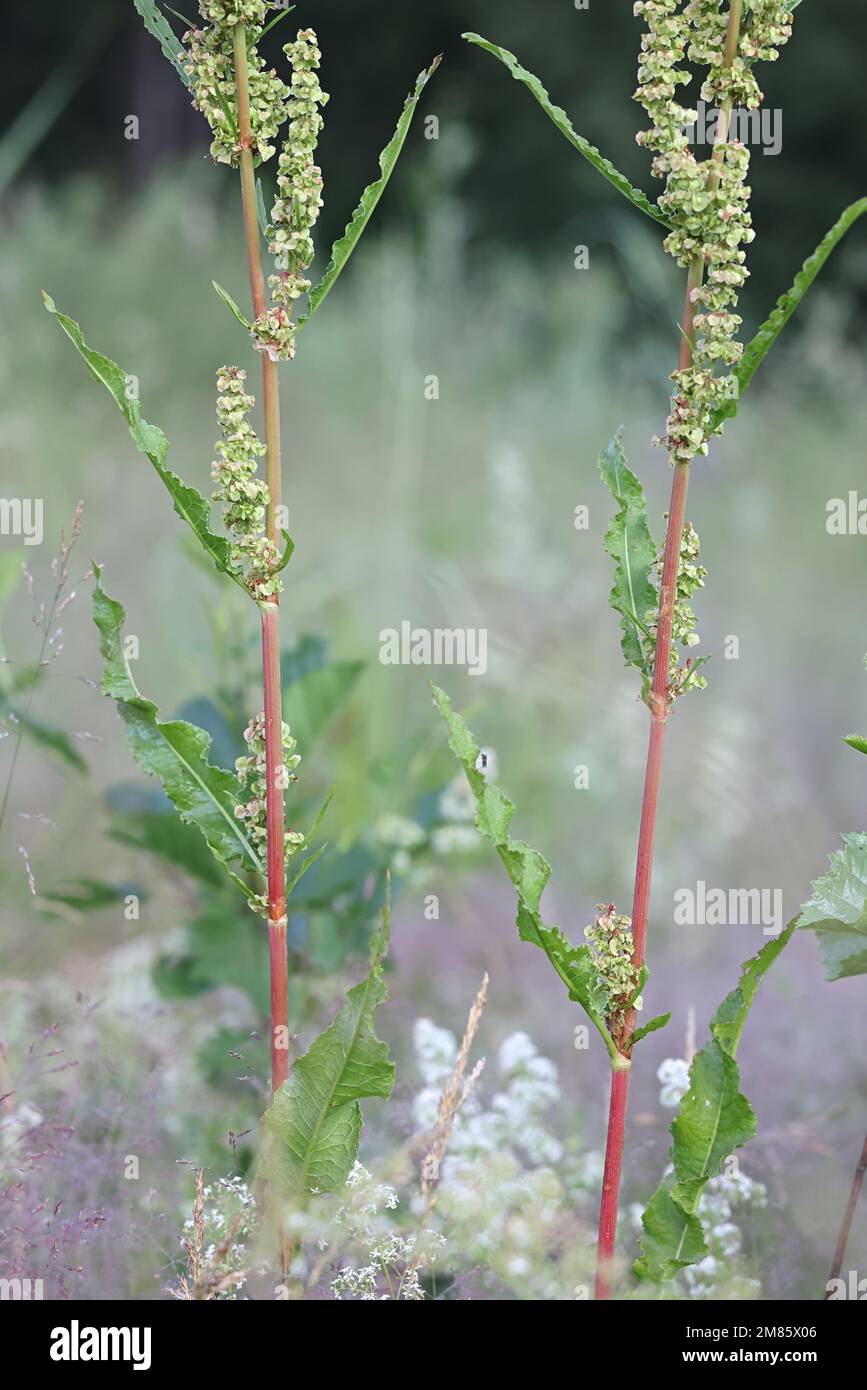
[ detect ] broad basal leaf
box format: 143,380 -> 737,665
636,922 -> 795,1283
133,0 -> 190,87
43,294 -> 247,592
711,198 -> 867,432
93,566 -> 263,884
462,34 -> 669,227
598,431 -> 657,678
260,898 -> 395,1196
298,56 -> 442,327
431,683 -> 620,1066
799,833 -> 867,981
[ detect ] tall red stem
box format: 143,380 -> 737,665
234,23 -> 288,1095
594,0 -> 744,1300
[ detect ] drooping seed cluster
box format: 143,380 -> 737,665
633,1 -> 795,464
252,30 -> 328,362
183,2 -> 290,166
643,517 -> 708,697
211,366 -> 281,596
235,712 -> 305,916
584,905 -> 643,1023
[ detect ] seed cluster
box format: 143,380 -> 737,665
252,30 -> 329,362
235,712 -> 305,916
183,2 -> 290,166
584,905 -> 643,1023
633,0 -> 794,463
211,366 -> 281,596
643,517 -> 708,697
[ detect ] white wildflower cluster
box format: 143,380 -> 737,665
234,712 -> 305,916
432,774 -> 482,856
657,1056 -> 691,1107
410,1023 -> 593,1298
633,0 -> 795,463
253,31 -> 329,362
182,2 -> 290,166
211,366 -> 282,596
683,1167 -> 768,1298
642,517 -> 708,698
181,1175 -> 257,1298
283,1162 -> 443,1300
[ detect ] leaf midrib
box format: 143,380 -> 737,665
294,960 -> 382,1193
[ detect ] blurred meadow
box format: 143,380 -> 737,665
1,0 -> 866,1299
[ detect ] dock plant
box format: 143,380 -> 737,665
43,0 -> 439,1244
435,0 -> 867,1298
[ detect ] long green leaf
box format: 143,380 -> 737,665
260,895 -> 395,1196
92,566 -> 263,883
462,34 -> 668,227
636,922 -> 795,1284
298,56 -> 442,327
43,294 -> 247,592
431,683 -> 620,1066
133,0 -> 190,86
711,198 -> 867,432
799,833 -> 867,981
598,431 -> 657,678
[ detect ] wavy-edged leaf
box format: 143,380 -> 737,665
298,56 -> 442,327
43,294 -> 248,592
463,33 -> 668,227
799,833 -> 867,981
636,922 -> 795,1283
133,0 -> 189,87
711,198 -> 867,432
93,566 -> 263,883
431,683 -> 621,1066
260,895 -> 395,1196
598,431 -> 657,677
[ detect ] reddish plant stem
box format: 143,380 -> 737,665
234,23 -> 288,1096
594,0 -> 744,1300
826,1132 -> 867,1295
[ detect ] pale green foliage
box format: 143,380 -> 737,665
598,431 -> 657,680
798,834 -> 867,981
462,34 -> 668,226
260,900 -> 395,1196
636,922 -> 795,1283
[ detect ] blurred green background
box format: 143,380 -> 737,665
1,0 -> 866,1299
